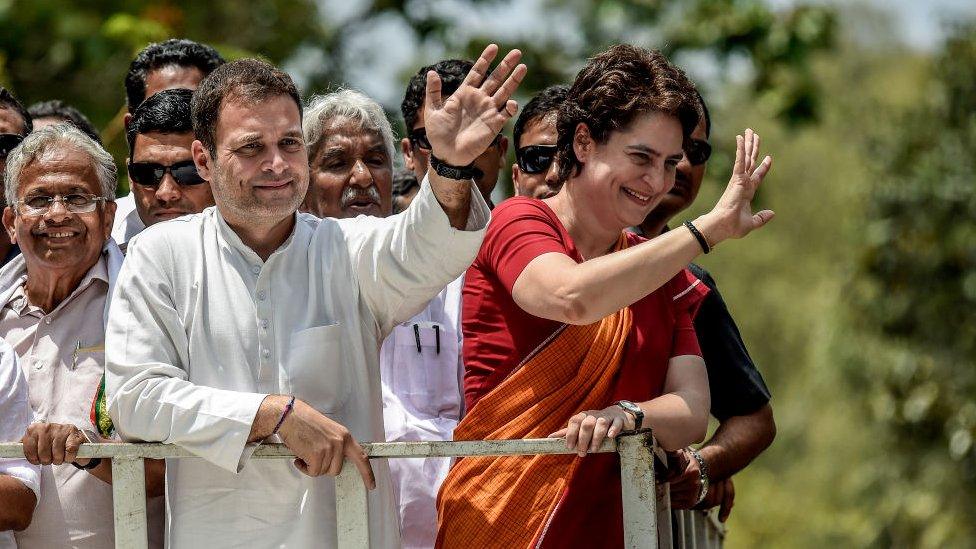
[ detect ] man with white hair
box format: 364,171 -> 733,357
0,124 -> 164,548
302,88 -> 465,549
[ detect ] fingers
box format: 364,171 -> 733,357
606,415 -> 624,439
52,430 -> 69,465
752,209 -> 775,229
575,415 -> 598,456
743,129 -> 754,173
751,155 -> 772,182
588,417 -> 610,453
346,440 -> 376,491
547,428 -> 568,438
461,44 -> 500,88
490,62 -> 527,110
733,135 -> 744,175
424,70 -> 444,112
482,48 -> 522,97
21,428 -> 39,465
36,426 -> 53,465
752,131 -> 761,169
719,479 -> 735,522
564,413 -> 585,451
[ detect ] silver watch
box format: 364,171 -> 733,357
688,448 -> 710,505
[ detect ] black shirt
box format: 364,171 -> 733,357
688,263 -> 771,420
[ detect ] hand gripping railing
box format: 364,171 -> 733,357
0,430 -> 721,548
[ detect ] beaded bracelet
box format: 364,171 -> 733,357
272,396 -> 296,436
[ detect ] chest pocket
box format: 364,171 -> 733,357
285,324 -> 350,416
388,323 -> 462,417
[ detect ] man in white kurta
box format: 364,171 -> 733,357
107,48 -> 525,548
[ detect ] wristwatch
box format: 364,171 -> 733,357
614,400 -> 644,431
429,154 -> 479,181
71,428 -> 102,471
688,448 -> 710,505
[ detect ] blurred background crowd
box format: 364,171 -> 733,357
1,0 -> 975,546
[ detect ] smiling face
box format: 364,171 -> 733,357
2,145 -> 115,273
512,112 -> 562,199
192,94 -> 308,228
130,131 -> 215,226
303,117 -> 393,219
571,111 -> 684,230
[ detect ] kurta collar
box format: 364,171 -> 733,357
213,207 -> 303,264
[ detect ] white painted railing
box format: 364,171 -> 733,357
0,430 -> 724,548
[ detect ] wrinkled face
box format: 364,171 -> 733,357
130,131 -> 215,226
573,111 -> 684,230
145,65 -> 206,100
303,118 -> 393,219
650,117 -> 708,223
512,112 -> 562,199
400,101 -> 508,207
194,95 -> 308,228
2,146 -> 115,272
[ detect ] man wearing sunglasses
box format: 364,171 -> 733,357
400,59 -> 509,209
115,88 -> 214,248
511,84 -> 568,199
0,87 -> 33,268
633,93 -> 776,523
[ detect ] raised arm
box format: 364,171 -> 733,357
423,44 -> 527,228
513,129 -> 774,325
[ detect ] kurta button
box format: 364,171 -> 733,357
262,349 -> 271,358
251,265 -> 261,275
261,319 -> 269,329
44,318 -> 51,325
257,290 -> 267,300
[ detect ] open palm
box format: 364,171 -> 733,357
424,44 -> 527,166
711,128 -> 775,240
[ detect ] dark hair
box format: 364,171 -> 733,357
392,167 -> 419,196
125,39 -> 225,112
513,84 -> 569,149
192,58 -> 302,156
696,90 -> 711,138
0,88 -> 32,136
556,45 -> 701,182
126,88 -> 194,158
400,59 -> 473,131
28,100 -> 101,144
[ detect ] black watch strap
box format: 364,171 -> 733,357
615,400 -> 644,430
429,154 -> 478,181
72,457 -> 102,470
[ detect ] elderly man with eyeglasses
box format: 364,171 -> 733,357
0,124 -> 165,549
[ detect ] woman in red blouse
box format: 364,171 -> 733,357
437,45 -> 774,549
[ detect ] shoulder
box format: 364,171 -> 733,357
123,209 -> 213,267
492,197 -> 554,222
688,263 -> 718,290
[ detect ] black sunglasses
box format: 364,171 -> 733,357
516,145 -> 558,174
128,160 -> 206,188
410,127 -> 502,152
685,138 -> 712,166
0,133 -> 24,158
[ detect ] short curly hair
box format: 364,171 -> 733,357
125,38 -> 225,112
556,45 -> 701,183
400,59 -> 473,131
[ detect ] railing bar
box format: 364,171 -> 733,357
618,430 -> 657,549
112,458 -> 148,549
335,460 -> 370,548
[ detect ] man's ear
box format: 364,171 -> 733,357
511,163 -> 524,196
123,112 -> 133,129
573,123 -> 593,164
2,206 -> 17,244
102,200 -> 117,240
191,140 -> 214,182
497,135 -> 510,158
400,137 -> 414,172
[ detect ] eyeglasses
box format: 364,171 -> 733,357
0,133 -> 24,158
15,193 -> 107,216
409,128 -> 502,152
516,145 -> 558,174
128,160 -> 206,188
685,138 -> 712,166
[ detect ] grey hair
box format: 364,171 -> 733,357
4,123 -> 117,206
303,89 -> 396,164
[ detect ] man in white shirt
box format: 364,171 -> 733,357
0,339 -> 38,549
107,46 -> 526,548
302,89 -> 465,548
0,124 -> 165,548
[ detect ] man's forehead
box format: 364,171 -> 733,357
19,150 -> 99,192
322,120 -> 384,147
134,131 -> 195,156
522,114 -> 558,143
217,95 -> 302,141
145,65 -> 205,97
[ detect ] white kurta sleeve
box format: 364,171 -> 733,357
106,235 -> 266,473
0,340 -> 40,501
341,176 -> 490,335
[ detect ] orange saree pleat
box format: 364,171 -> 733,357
436,235 -> 633,549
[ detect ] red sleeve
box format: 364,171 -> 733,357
483,199 -> 571,292
668,268 -> 711,358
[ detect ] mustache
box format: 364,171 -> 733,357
340,185 -> 381,209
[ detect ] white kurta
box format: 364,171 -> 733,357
380,276 -> 464,549
110,193 -> 145,247
0,338 -> 38,549
105,179 -> 489,548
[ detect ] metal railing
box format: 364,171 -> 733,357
0,431 -> 723,548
